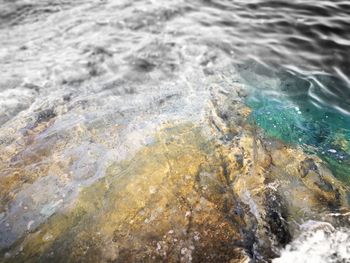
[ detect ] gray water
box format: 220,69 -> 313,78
1,0 -> 350,121
0,0 -> 350,262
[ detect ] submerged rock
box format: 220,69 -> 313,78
299,158 -> 319,178
0,67 -> 349,262
1,89 -> 349,262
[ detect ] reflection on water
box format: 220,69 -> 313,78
238,62 -> 350,183
0,0 -> 350,262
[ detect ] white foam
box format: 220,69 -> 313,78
274,221 -> 350,263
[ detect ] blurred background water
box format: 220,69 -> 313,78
1,0 -> 349,132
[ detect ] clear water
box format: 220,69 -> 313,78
238,62 -> 350,183
0,0 -> 350,262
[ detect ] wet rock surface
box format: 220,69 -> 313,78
0,0 -> 350,262
0,74 -> 349,262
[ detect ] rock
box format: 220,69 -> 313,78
298,158 -> 318,178
264,188 -> 291,247
36,109 -> 56,124
0,71 -> 349,263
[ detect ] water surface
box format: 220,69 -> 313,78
0,0 -> 349,262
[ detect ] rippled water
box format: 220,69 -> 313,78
0,0 -> 350,262
238,62 -> 350,183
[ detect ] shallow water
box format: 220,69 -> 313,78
0,0 -> 350,262
238,63 -> 350,183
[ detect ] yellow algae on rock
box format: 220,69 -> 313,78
1,111 -> 349,263
333,133 -> 349,152
3,123 -> 249,263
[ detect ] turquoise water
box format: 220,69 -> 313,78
240,65 -> 350,183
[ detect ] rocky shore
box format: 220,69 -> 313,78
1,68 -> 349,263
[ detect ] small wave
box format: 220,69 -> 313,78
274,220 -> 350,263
